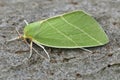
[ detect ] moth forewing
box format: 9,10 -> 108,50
8,10 -> 109,60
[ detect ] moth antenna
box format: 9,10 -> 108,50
15,27 -> 22,37
24,20 -> 29,25
80,48 -> 92,53
6,27 -> 22,43
6,36 -> 20,42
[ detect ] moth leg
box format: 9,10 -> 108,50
37,44 -> 50,60
33,42 -> 50,60
22,39 -> 33,59
24,40 -> 50,60
31,47 -> 48,59
29,41 -> 33,59
80,48 -> 93,53
15,50 -> 29,54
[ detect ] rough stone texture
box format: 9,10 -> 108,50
0,0 -> 120,80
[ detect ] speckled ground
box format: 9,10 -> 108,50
0,0 -> 120,80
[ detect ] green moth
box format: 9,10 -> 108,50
8,10 -> 109,60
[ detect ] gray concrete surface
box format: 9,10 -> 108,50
0,0 -> 120,80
